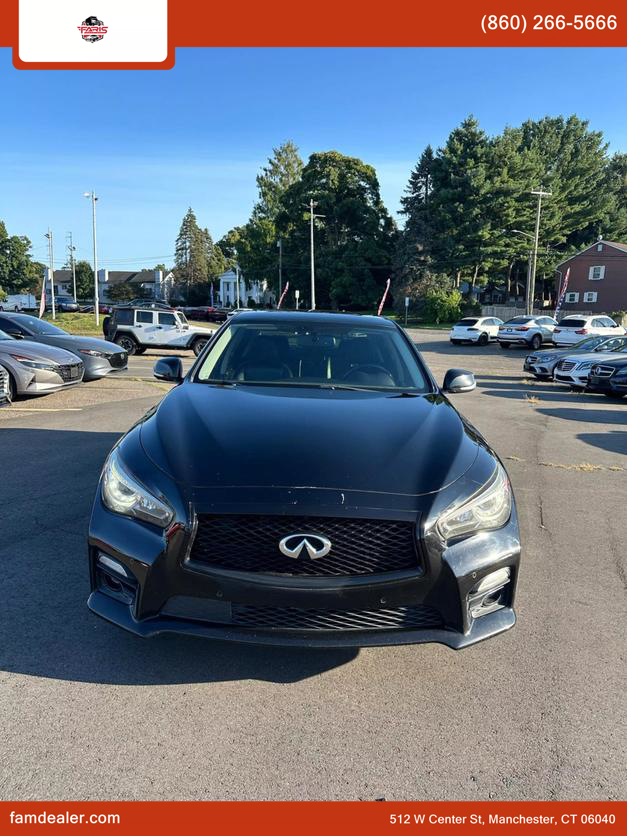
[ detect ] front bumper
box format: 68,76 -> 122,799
587,373 -> 627,394
88,489 -> 521,650
523,358 -> 554,377
554,369 -> 588,387
82,354 -> 128,380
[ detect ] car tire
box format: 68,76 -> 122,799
530,334 -> 542,350
500,342 -> 510,349
604,392 -> 625,399
478,332 -> 489,346
134,347 -> 146,355
114,334 -> 138,356
192,337 -> 209,356
7,372 -> 17,401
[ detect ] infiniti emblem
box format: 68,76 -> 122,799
279,534 -> 332,560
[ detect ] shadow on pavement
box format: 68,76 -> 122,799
0,429 -> 357,686
575,431 -> 627,456
536,407 -> 627,426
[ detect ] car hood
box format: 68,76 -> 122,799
32,334 -> 124,354
0,338 -> 80,364
139,383 -> 480,495
563,351 -> 627,364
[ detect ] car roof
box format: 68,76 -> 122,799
225,310 -> 397,328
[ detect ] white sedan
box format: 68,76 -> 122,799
552,315 -> 625,347
449,317 -> 503,346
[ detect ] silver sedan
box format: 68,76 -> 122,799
0,330 -> 84,398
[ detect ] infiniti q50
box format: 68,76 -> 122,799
88,312 -> 520,648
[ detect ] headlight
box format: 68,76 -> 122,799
80,349 -> 108,357
101,448 -> 174,527
9,354 -> 57,371
577,362 -> 593,370
436,464 -> 512,542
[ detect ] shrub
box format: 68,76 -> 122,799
422,288 -> 463,324
610,310 -> 627,326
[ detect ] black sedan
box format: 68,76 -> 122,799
88,312 -> 520,649
587,355 -> 627,398
0,312 -> 128,381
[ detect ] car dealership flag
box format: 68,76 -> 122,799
377,278 -> 391,316
277,281 -> 289,309
554,267 -> 570,317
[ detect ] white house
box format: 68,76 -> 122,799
44,267 -> 174,302
218,268 -> 275,307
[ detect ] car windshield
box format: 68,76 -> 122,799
8,316 -> 66,336
196,321 -> 430,392
456,318 -> 478,326
574,336 -> 607,350
594,337 -> 627,352
177,313 -> 189,325
504,317 -> 533,324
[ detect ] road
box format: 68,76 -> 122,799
0,332 -> 625,801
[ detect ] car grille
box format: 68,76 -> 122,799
230,604 -> 443,631
527,355 -> 538,364
58,363 -> 82,382
188,514 -> 422,577
592,365 -> 615,378
557,360 -> 576,372
108,352 -> 127,368
0,368 -> 8,400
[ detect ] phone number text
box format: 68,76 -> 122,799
481,14 -> 617,33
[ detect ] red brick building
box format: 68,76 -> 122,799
555,239 -> 627,314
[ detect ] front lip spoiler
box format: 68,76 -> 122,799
87,590 -> 516,650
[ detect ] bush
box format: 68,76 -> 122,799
422,288 -> 463,324
610,310 -> 627,326
0,287 -> 6,302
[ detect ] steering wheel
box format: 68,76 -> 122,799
342,364 -> 395,383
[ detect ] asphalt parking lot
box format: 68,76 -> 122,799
0,331 -> 625,801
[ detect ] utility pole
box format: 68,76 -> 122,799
67,232 -> 77,302
84,191 -> 99,326
277,239 -> 283,307
528,188 -> 552,315
45,230 -> 56,319
304,198 -> 325,310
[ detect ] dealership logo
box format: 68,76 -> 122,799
78,15 -> 108,43
278,534 -> 332,560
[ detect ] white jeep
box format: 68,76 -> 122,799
105,305 -> 214,356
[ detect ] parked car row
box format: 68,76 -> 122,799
0,312 -> 128,402
450,314 -> 625,351
179,305 -> 229,323
524,334 -> 627,398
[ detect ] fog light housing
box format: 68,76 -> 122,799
96,553 -> 137,605
468,567 -> 511,618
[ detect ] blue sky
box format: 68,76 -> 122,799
2,47 -> 626,269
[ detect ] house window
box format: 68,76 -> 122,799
597,244 -> 603,252
565,292 -> 580,303
584,292 -> 598,303
588,265 -> 605,280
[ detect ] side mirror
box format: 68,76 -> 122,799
10,332 -> 24,339
442,368 -> 476,394
154,357 -> 183,383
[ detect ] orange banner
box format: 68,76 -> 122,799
1,802 -> 624,833
4,1 -> 626,70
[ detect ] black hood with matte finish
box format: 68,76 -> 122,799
139,382 -> 480,496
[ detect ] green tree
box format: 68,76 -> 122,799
0,221 -> 41,293
107,283 -> 136,303
422,287 -> 463,324
604,153 -> 627,241
253,141 -> 304,221
276,151 -> 396,308
74,260 -> 94,299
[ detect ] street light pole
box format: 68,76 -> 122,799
45,230 -> 56,320
84,191 -> 100,326
528,188 -> 552,315
67,232 -> 77,302
304,198 -> 325,310
277,238 -> 283,306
